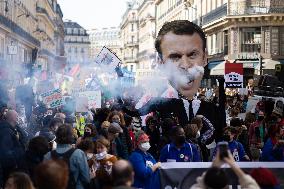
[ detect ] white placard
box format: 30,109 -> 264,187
79,91 -> 101,109
75,97 -> 89,112
95,46 -> 121,71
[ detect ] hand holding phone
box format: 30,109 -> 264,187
218,142 -> 229,160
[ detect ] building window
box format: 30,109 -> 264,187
131,24 -> 134,32
241,28 -> 261,53
131,49 -> 134,58
224,30 -> 228,55
73,28 -> 78,35
68,48 -> 71,53
131,36 -> 134,43
130,65 -> 134,72
67,28 -> 72,34
271,27 -> 279,56
280,27 -> 284,56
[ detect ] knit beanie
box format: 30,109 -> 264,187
250,168 -> 278,187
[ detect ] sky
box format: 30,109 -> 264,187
57,0 -> 129,30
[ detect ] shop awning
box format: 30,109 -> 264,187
210,61 -> 225,75
263,59 -> 281,69
208,61 -> 224,69
254,59 -> 280,74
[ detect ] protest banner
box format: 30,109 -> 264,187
160,162 -> 284,189
41,89 -> 63,108
75,96 -> 88,112
79,91 -> 101,109
95,46 -> 121,71
225,63 -> 243,88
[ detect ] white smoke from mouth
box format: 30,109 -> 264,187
157,60 -> 204,88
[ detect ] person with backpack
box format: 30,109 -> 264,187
45,124 -> 94,189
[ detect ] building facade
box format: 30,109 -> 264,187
155,0 -> 193,33
64,21 -> 90,65
136,0 -> 157,85
88,27 -> 122,61
120,1 -> 139,73
53,4 -> 66,72
0,0 -> 40,84
154,0 -> 284,82
198,0 -> 284,79
36,0 -> 57,74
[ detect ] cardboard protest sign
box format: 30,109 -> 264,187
79,91 -> 101,109
95,46 -> 121,71
41,89 -> 63,108
225,63 -> 243,88
75,96 -> 89,112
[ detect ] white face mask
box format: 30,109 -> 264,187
96,151 -> 107,160
140,142 -> 151,152
196,131 -> 201,138
87,153 -> 94,160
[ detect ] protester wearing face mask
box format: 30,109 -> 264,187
94,137 -> 117,189
76,123 -> 98,147
145,116 -> 160,160
107,111 -> 132,159
215,127 -> 250,162
99,121 -> 110,138
160,126 -> 201,162
105,102 -> 111,109
249,111 -> 266,149
184,124 -> 203,161
261,122 -> 284,161
107,122 -> 128,159
129,130 -> 161,189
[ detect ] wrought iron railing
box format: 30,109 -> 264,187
202,3 -> 227,26
0,14 -> 40,47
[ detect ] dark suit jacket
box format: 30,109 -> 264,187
124,97 -> 223,140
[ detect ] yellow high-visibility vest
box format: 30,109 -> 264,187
76,116 -> 85,136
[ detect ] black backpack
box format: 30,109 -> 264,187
51,148 -> 77,189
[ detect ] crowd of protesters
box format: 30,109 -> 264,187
0,20 -> 283,189
0,90 -> 283,189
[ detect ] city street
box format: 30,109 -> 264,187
0,0 -> 284,189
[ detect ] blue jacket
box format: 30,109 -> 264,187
45,144 -> 90,189
213,140 -> 247,162
261,138 -> 284,161
129,149 -> 160,189
160,142 -> 201,162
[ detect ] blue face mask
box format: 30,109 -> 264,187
112,119 -> 120,124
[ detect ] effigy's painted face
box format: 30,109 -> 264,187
160,32 -> 207,99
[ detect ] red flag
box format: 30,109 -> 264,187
69,64 -> 80,77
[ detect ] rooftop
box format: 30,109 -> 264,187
64,21 -> 85,29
